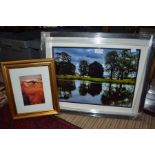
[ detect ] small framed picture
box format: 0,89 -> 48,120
42,32 -> 154,117
1,58 -> 60,119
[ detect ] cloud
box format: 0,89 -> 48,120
53,47 -> 138,67
53,47 -> 104,65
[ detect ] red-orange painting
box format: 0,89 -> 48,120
20,74 -> 45,106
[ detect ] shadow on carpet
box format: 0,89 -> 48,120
0,104 -> 80,129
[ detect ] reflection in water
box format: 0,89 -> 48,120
57,79 -> 134,107
101,84 -> 133,107
87,83 -> 102,96
79,82 -> 88,96
57,80 -> 76,99
78,82 -> 102,96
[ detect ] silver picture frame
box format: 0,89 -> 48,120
41,31 -> 154,117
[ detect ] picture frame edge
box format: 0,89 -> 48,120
42,32 -> 154,117
1,58 -> 60,119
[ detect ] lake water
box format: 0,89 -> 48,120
57,79 -> 135,107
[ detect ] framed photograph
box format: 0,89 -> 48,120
0,58 -> 60,119
42,32 -> 154,117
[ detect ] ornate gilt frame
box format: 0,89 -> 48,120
0,58 -> 60,119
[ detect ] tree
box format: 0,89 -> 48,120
55,52 -> 71,63
128,52 -> 139,78
117,49 -> 137,79
88,61 -> 104,78
105,49 -> 139,80
79,60 -> 89,76
105,51 -> 118,79
57,62 -> 75,75
55,52 -> 75,75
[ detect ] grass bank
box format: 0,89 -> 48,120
57,75 -> 135,85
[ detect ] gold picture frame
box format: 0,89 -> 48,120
1,58 -> 60,119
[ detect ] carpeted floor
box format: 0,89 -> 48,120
0,105 -> 80,129
1,102 -> 155,129
57,112 -> 155,129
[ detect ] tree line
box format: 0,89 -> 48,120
55,51 -> 103,78
105,49 -> 139,79
55,49 -> 139,79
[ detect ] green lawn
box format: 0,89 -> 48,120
57,75 -> 135,84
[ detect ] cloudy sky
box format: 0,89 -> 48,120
53,47 -> 140,76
